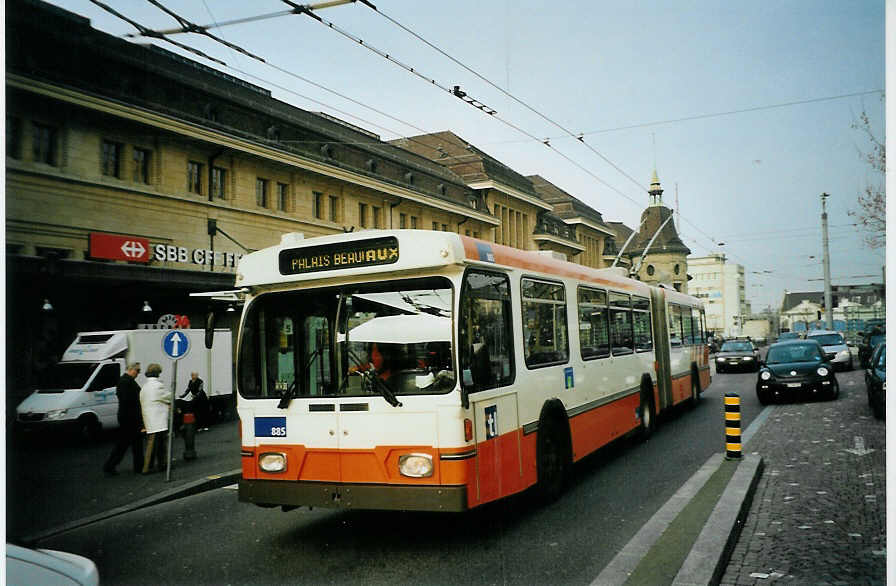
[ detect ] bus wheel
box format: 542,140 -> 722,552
536,413 -> 570,503
690,373 -> 701,408
639,392 -> 656,440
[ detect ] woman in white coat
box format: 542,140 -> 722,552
140,363 -> 170,474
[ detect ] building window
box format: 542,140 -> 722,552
277,182 -> 288,211
7,116 -> 22,159
313,192 -> 324,219
372,206 -> 381,229
432,221 -> 439,231
211,167 -> 226,199
328,195 -> 339,222
359,203 -> 368,228
674,264 -> 681,275
32,122 -> 57,165
646,265 -> 655,276
410,216 -> 418,229
442,224 -> 448,232
133,148 -> 150,184
101,140 -> 122,177
399,213 -> 407,229
256,178 -> 268,207
187,161 -> 203,194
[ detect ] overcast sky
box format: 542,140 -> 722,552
45,0 -> 886,310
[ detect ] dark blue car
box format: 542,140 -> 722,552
865,342 -> 886,419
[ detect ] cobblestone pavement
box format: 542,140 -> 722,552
720,371 -> 886,585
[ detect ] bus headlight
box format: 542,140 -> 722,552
743,357 -> 753,361
259,452 -> 287,473
398,454 -> 433,478
817,367 -> 830,377
760,371 -> 772,381
46,409 -> 68,420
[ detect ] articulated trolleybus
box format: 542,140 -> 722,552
231,230 -> 710,512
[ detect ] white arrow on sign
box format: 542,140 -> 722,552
170,332 -> 183,357
844,436 -> 875,456
121,240 -> 146,259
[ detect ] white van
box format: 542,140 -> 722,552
16,329 -> 232,437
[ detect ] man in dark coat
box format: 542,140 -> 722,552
103,362 -> 144,475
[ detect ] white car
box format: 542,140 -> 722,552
805,330 -> 853,371
6,544 -> 99,585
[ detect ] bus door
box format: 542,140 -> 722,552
471,391 -> 521,503
460,269 -> 521,504
650,289 -> 673,410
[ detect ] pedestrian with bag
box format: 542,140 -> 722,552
103,362 -> 143,476
139,363 -> 170,474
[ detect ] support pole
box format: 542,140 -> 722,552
166,358 -> 178,481
820,193 -> 833,329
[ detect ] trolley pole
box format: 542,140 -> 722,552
724,393 -> 742,460
820,193 -> 833,329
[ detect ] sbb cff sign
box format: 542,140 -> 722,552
89,232 -> 151,263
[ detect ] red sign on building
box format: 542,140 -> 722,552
89,232 -> 151,263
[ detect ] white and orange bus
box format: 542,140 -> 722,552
224,229 -> 710,512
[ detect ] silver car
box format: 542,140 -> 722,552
805,330 -> 853,371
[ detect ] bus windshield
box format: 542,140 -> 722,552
238,276 -> 455,401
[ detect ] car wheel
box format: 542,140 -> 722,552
827,381 -> 840,401
872,396 -> 885,419
76,414 -> 102,442
757,389 -> 771,406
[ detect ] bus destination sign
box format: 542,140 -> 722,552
279,236 -> 399,275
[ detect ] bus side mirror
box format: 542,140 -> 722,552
205,311 -> 216,349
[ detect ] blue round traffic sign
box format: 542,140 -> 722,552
161,330 -> 191,360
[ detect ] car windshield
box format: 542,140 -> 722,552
807,333 -> 844,346
238,276 -> 455,400
721,341 -> 753,352
766,343 -> 823,364
37,362 -> 98,391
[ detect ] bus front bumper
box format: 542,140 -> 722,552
238,479 -> 468,512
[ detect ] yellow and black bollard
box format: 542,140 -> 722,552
724,393 -> 742,460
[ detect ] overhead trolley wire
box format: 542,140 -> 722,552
354,0 -> 649,194
98,1 -> 451,157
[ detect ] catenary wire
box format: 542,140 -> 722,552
101,1 -> 450,158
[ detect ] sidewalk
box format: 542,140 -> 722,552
720,377 -> 886,584
7,419 -> 241,544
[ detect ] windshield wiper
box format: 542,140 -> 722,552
337,348 -> 403,408
277,347 -> 324,409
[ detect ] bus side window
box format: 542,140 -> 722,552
459,270 -> 514,392
609,292 -> 633,355
681,305 -> 694,345
522,278 -> 569,368
633,295 -> 652,352
691,307 -> 704,344
669,304 -> 683,347
578,287 -> 609,359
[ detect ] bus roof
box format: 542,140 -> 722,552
236,230 -> 703,307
